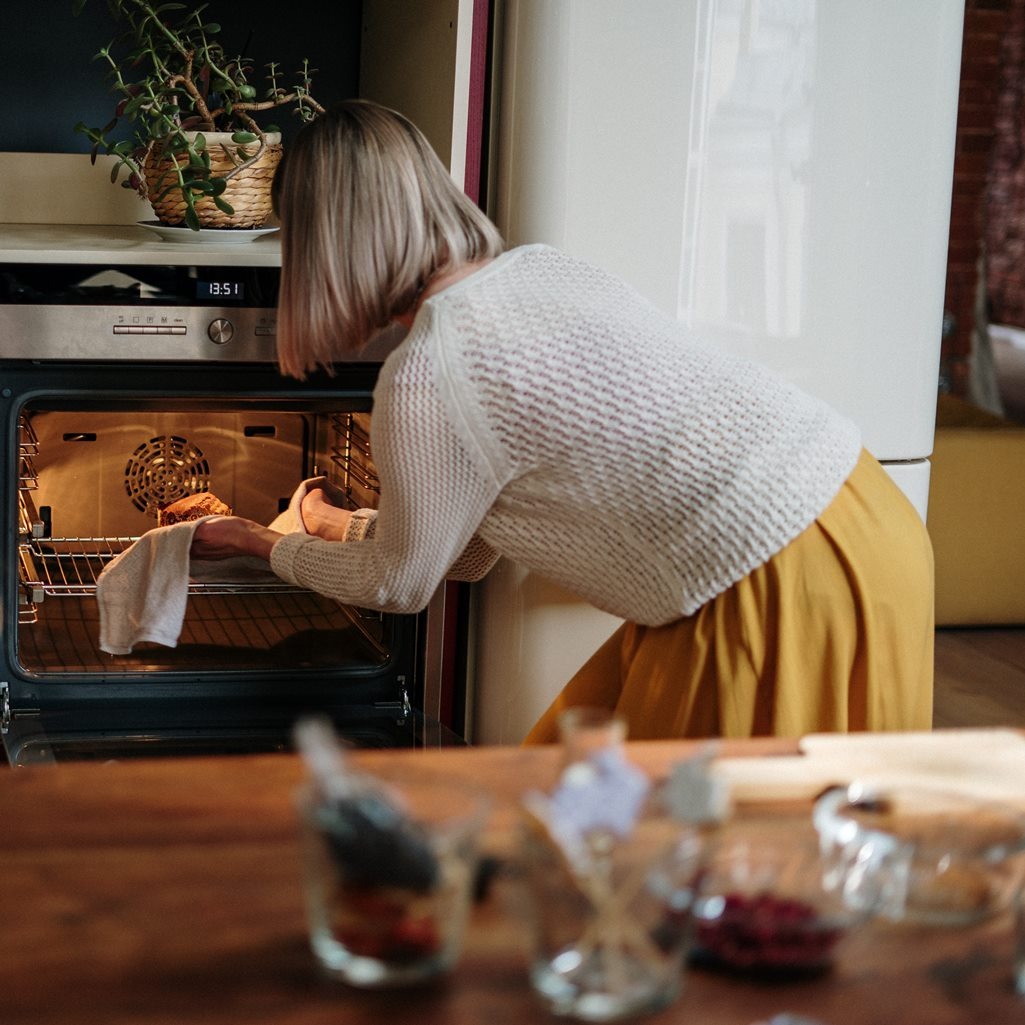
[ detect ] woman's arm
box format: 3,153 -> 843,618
190,516 -> 281,561
189,480 -> 353,561
268,360 -> 507,610
300,485 -> 499,579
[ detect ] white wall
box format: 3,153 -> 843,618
493,0 -> 964,464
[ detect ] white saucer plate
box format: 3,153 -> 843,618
137,221 -> 279,245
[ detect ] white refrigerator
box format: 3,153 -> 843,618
470,0 -> 965,744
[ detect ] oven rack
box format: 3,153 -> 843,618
18,536 -> 314,598
17,535 -> 390,664
18,497 -> 38,539
19,417 -> 38,491
329,413 -> 380,499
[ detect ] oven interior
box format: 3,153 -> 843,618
19,406 -> 382,675
6,380 -> 446,764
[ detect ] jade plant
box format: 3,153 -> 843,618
72,0 -> 326,229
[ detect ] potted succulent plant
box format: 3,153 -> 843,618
72,0 -> 326,230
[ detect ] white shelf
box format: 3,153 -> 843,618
0,223 -> 282,267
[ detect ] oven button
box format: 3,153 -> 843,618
113,325 -> 188,335
207,318 -> 234,345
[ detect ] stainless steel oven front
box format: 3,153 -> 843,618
0,240 -> 461,765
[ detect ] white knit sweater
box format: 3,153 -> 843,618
270,245 -> 862,625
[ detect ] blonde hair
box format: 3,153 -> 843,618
272,99 -> 505,377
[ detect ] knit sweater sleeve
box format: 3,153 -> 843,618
269,312 -> 503,611
341,509 -> 499,582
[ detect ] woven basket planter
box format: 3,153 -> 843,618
143,132 -> 282,229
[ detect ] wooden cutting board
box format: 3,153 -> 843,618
712,727 -> 1025,805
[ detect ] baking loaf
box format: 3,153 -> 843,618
157,492 -> 231,526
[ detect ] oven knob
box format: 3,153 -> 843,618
207,318 -> 234,345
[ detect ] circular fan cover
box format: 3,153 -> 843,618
124,435 -> 212,517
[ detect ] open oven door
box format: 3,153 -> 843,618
2,362 -> 467,766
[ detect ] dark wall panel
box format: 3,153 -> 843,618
0,1 -> 361,153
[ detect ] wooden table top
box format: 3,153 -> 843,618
1,738 -> 1022,1025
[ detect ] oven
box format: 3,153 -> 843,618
0,227 -> 465,765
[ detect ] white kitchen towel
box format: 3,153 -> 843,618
95,479 -> 326,655
96,519 -> 210,655
267,475 -> 344,535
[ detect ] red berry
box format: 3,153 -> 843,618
693,890 -> 843,974
383,917 -> 442,961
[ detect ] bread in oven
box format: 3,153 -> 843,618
157,492 -> 231,526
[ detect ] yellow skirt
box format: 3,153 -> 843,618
524,450 -> 934,743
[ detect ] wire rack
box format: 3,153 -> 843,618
15,412 -> 385,626
18,536 -> 314,598
16,535 -> 390,670
329,413 -> 380,506
18,418 -> 41,622
19,417 -> 38,491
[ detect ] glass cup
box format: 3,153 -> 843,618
295,770 -> 491,988
813,782 -> 1025,927
689,816 -> 867,980
519,793 -> 704,1022
816,782 -> 1025,999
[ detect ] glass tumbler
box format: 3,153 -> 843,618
689,817 -> 867,979
813,782 -> 1025,927
295,771 -> 491,988
519,795 -> 703,1021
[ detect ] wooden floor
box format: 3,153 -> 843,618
934,627 -> 1025,728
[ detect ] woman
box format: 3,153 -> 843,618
191,99 -> 934,741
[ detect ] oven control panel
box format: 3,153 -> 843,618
0,258 -> 286,362
0,258 -> 398,364
0,305 -> 283,362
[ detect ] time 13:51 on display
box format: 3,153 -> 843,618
197,281 -> 245,301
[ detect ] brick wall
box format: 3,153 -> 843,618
985,0 -> 1025,328
943,0 -> 1013,397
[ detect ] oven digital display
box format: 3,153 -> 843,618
0,263 -> 278,308
197,280 -> 245,302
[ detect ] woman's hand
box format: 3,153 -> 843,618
300,486 -> 354,541
190,516 -> 282,562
